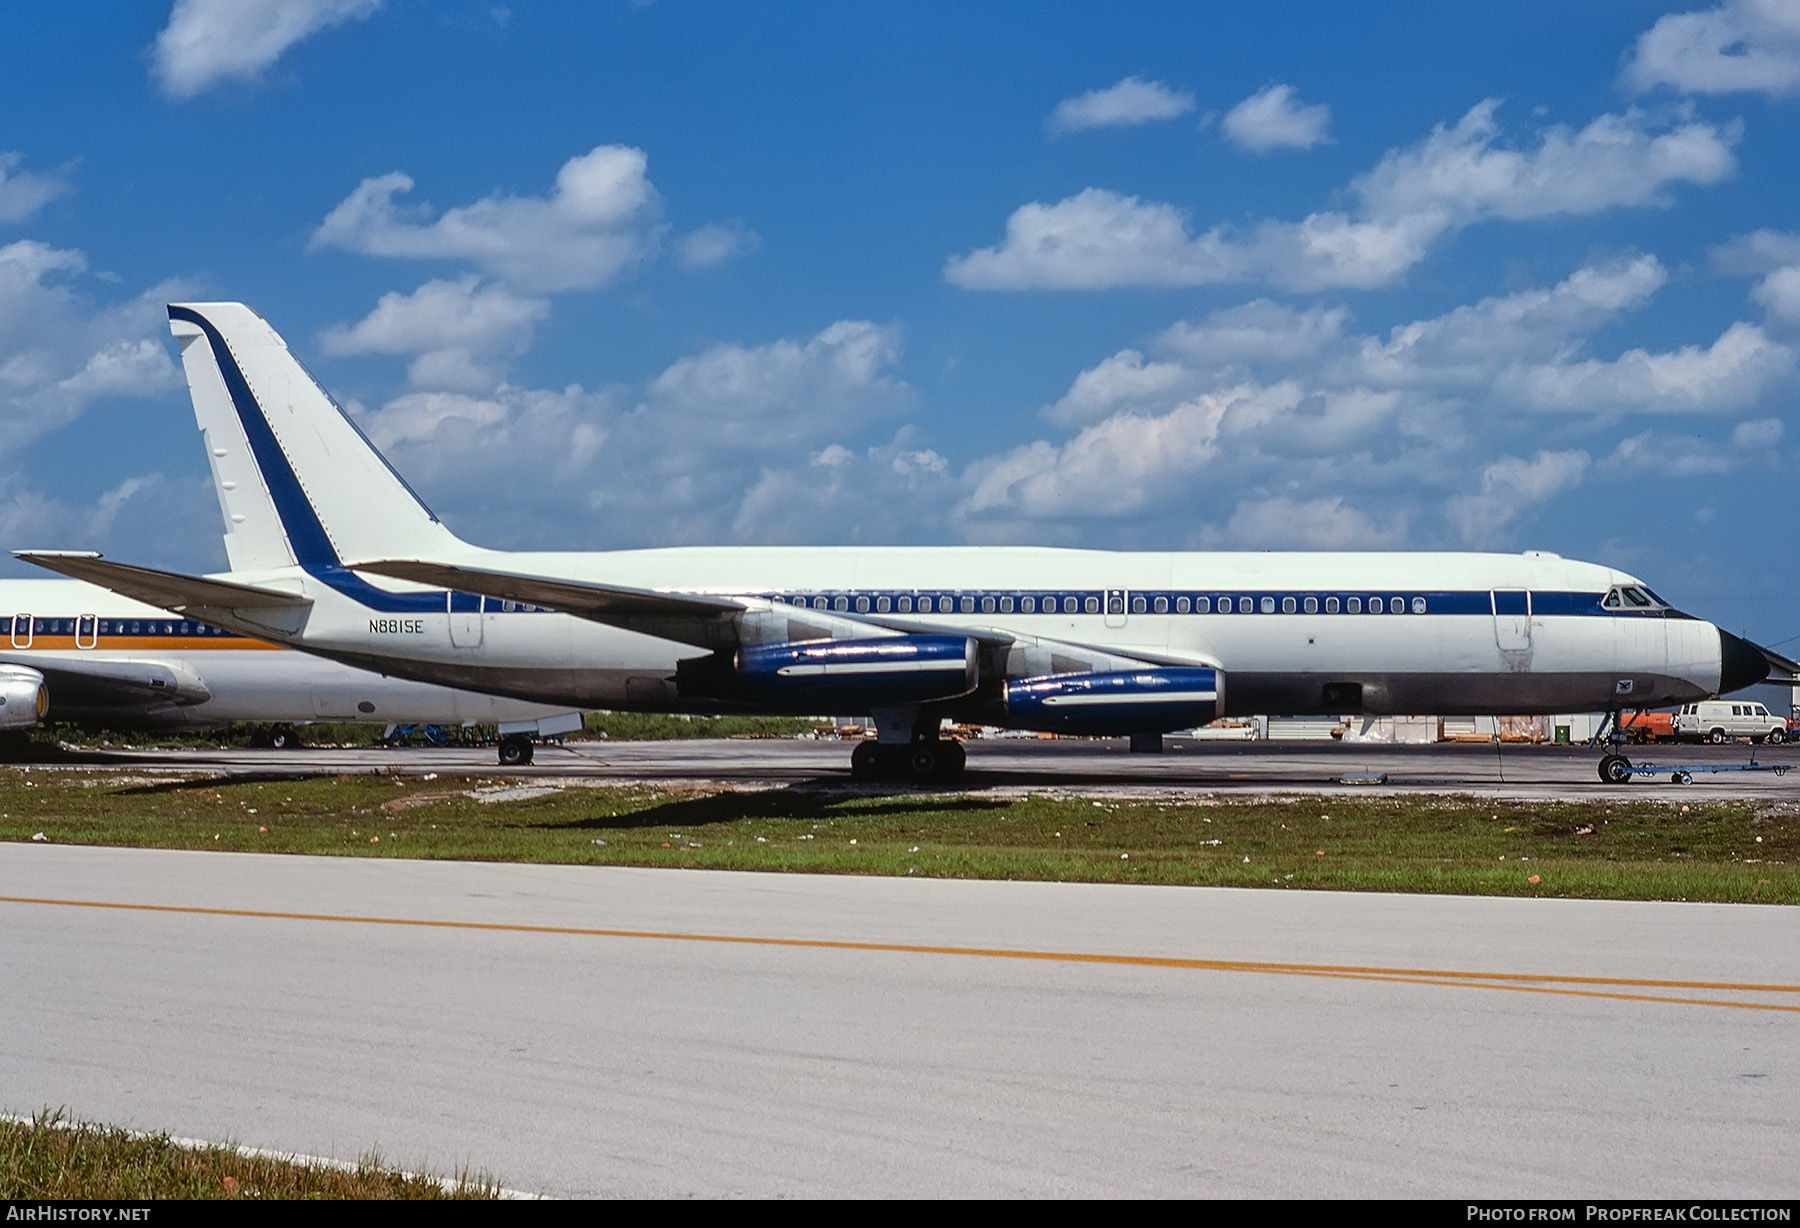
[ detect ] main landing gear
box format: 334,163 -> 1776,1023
497,733 -> 535,766
849,738 -> 966,782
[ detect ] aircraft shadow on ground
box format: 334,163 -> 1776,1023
532,785 -> 1012,832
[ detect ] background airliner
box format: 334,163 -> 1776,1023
0,575 -> 581,760
19,302 -> 1779,782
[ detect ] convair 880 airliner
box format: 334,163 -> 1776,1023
18,302 -> 1779,783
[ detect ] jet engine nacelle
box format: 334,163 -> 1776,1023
1003,667 -> 1222,736
728,635 -> 979,711
0,665 -> 47,730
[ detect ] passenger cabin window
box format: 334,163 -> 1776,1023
1064,597 -> 1079,613
1000,596 -> 1014,613
1131,595 -> 1147,614
961,596 -> 976,613
1282,597 -> 1297,614
1303,597 -> 1318,613
1347,597 -> 1361,613
1390,597 -> 1404,614
856,596 -> 870,613
834,596 -> 849,611
1326,597 -> 1339,613
981,596 -> 996,613
1084,596 -> 1100,614
1153,596 -> 1168,614
1021,596 -> 1034,613
1260,597 -> 1276,614
877,596 -> 891,613
898,596 -> 912,612
1412,597 -> 1426,614
1107,594 -> 1125,615
1238,597 -> 1253,613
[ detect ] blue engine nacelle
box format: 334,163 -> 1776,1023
733,635 -> 979,711
1003,667 -> 1222,736
0,665 -> 47,730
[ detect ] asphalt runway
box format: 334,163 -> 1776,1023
18,735 -> 1800,802
2,844 -> 1795,1198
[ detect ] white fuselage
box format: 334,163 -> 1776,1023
223,546 -> 1724,719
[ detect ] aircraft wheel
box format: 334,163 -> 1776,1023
1673,771 -> 1693,785
908,745 -> 941,779
850,741 -> 879,779
1708,729 -> 1726,744
1597,754 -> 1633,785
266,724 -> 298,750
498,735 -> 534,766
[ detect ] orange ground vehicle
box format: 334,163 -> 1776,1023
1618,711 -> 1676,743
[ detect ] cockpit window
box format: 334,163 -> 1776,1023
1605,585 -> 1665,611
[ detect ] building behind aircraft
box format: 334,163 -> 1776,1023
16,301 -> 1782,783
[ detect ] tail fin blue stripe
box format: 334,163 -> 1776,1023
168,305 -> 341,570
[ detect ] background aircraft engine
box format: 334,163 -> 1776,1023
0,665 -> 47,730
733,635 -> 979,709
1003,667 -> 1221,736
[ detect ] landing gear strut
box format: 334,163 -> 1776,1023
1596,708 -> 1633,785
850,738 -> 965,782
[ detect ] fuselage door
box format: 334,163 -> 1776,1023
449,592 -> 484,648
1105,589 -> 1128,629
76,615 -> 98,650
1492,589 -> 1531,652
10,614 -> 30,649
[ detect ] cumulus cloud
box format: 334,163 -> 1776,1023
1355,256 -> 1669,386
675,220 -> 760,269
152,0 -> 382,99
1047,76 -> 1196,133
1446,450 -> 1590,547
1221,84 -> 1332,153
1497,321 -> 1792,414
0,241 -> 185,456
311,145 -> 664,292
1623,0 -> 1800,97
946,101 -> 1737,291
319,277 -> 549,391
0,153 -> 73,225
350,319 -> 914,547
1155,300 -> 1350,366
1223,495 -> 1406,549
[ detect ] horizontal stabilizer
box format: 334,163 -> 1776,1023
1758,641 -> 1800,686
359,559 -> 746,621
13,551 -> 312,612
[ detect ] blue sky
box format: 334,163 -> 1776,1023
4,1 -> 1800,646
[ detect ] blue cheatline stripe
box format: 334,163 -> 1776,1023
756,589 -> 1641,618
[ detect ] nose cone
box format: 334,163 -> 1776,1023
1719,629 -> 1770,695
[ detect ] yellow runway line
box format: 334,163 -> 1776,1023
4,893 -> 1798,1014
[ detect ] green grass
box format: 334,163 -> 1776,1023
1,767 -> 1793,903
0,1110 -> 500,1199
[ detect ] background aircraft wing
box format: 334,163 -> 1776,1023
0,652 -> 212,707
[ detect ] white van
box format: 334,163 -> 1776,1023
1673,701 -> 1788,744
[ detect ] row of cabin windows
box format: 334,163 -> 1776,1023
5,617 -> 233,637
778,594 -> 1431,615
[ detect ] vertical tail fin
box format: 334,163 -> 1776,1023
168,302 -> 462,572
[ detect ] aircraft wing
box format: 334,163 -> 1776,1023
360,558 -> 1220,671
14,551 -> 311,611
0,652 -> 212,707
359,559 -> 748,619
1756,642 -> 1800,686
